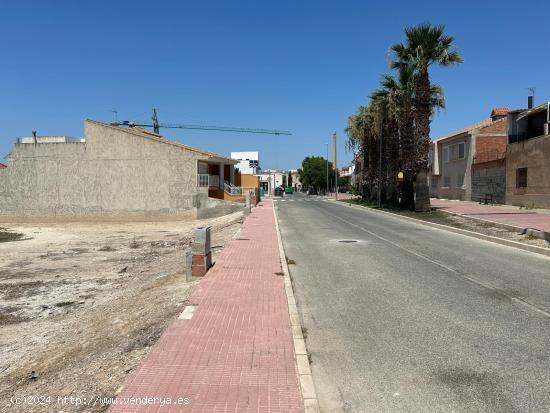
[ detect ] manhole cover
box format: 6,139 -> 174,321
338,240 -> 357,243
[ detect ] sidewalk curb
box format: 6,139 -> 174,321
272,202 -> 320,413
336,201 -> 550,259
435,209 -> 550,241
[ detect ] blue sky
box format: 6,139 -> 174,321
1,0 -> 549,170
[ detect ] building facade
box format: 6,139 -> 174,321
289,169 -> 302,192
256,170 -> 286,195
0,120 -> 244,220
230,151 -> 260,174
430,108 -> 509,202
506,102 -> 550,208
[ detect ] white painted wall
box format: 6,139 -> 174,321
231,151 -> 259,174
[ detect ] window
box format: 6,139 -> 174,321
516,167 -> 527,188
443,142 -> 466,162
443,147 -> 450,162
458,142 -> 465,159
457,174 -> 464,188
443,176 -> 451,188
431,176 -> 438,188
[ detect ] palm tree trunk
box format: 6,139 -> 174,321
399,99 -> 415,210
413,66 -> 432,212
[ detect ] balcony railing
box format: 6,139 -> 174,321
197,174 -> 220,188
223,181 -> 242,196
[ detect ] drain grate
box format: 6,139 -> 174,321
338,240 -> 358,243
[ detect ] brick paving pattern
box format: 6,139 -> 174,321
431,199 -> 550,233
109,200 -> 303,412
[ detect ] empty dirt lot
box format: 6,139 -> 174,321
0,212 -> 244,412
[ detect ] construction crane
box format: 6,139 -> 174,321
110,109 -> 291,136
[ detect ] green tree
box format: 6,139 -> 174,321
391,23 -> 462,211
288,171 -> 293,187
298,156 -> 335,192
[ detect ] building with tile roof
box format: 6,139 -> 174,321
429,108 -> 510,202
506,101 -> 550,208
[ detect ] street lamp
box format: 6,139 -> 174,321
325,143 -> 329,195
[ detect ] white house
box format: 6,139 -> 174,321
231,151 -> 260,174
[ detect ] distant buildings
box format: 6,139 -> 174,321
289,169 -> 302,192
338,165 -> 354,188
256,169 -> 285,195
231,151 -> 260,174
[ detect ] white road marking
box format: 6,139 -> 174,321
319,205 -> 550,319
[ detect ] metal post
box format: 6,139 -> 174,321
332,132 -> 337,200
378,134 -> 383,207
325,143 -> 329,196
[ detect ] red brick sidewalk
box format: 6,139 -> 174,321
109,200 -> 303,413
431,199 -> 550,233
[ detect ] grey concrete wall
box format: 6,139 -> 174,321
195,194 -> 246,219
0,120 -> 217,221
471,161 -> 506,203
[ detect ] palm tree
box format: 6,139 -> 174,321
370,79 -> 400,205
345,105 -> 377,200
391,23 -> 462,211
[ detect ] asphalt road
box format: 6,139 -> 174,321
275,193 -> 550,413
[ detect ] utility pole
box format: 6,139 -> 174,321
325,143 -> 329,195
378,134 -> 383,207
332,132 -> 337,200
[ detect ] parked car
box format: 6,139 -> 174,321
274,186 -> 284,197
285,186 -> 294,194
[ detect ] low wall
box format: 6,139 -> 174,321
471,160 -> 506,203
196,194 -> 246,219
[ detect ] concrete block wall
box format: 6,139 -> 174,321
471,161 -> 506,203
0,120 -> 228,220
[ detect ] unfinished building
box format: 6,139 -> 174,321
0,120 -> 246,221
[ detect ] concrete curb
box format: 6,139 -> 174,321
272,201 -> 320,413
335,201 -> 550,259
434,209 -> 550,242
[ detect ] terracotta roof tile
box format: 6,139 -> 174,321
433,118 -> 494,142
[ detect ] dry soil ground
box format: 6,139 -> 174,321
0,212 -> 244,413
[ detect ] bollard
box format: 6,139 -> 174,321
190,226 -> 211,277
245,191 -> 251,211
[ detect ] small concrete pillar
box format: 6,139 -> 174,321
245,191 -> 251,209
190,226 -> 212,277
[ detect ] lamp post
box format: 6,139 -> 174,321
325,143 -> 329,196
333,132 -> 337,200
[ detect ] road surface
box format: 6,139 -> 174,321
275,193 -> 550,413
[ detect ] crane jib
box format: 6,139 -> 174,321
112,121 -> 290,136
